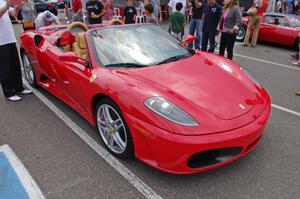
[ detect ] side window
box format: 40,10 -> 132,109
265,16 -> 275,24
265,16 -> 290,27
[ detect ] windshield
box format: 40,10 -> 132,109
287,15 -> 300,27
90,25 -> 192,67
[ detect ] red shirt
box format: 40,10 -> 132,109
72,0 -> 82,14
256,0 -> 268,16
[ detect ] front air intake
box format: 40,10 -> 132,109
187,147 -> 242,168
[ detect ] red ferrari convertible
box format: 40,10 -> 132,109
20,22 -> 271,174
237,13 -> 300,48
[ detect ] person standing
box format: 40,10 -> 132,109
86,0 -> 105,24
291,0 -> 300,15
101,0 -> 114,24
144,3 -> 158,24
201,0 -> 222,53
19,0 -> 34,30
170,2 -> 185,41
188,0 -> 205,50
71,0 -> 83,22
123,0 -> 136,24
145,0 -> 163,23
243,0 -> 268,47
218,0 -> 242,60
0,0 -> 32,101
168,0 -> 189,40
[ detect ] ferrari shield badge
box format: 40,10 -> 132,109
90,74 -> 97,83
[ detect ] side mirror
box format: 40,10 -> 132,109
59,52 -> 89,67
181,35 -> 196,47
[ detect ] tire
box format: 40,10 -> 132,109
95,98 -> 134,158
236,25 -> 247,42
22,52 -> 38,88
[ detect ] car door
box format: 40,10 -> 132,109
54,52 -> 93,115
259,15 -> 283,43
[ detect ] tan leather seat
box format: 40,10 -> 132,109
73,33 -> 87,59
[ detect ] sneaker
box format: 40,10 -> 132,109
6,95 -> 22,101
292,61 -> 300,66
18,89 -> 33,95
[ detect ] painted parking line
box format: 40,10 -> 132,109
22,79 -> 163,199
0,144 -> 44,199
271,104 -> 300,117
234,53 -> 300,71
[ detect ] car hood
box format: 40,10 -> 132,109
131,53 -> 259,120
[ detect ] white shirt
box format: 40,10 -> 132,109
35,12 -> 59,29
168,0 -> 187,15
0,0 -> 17,46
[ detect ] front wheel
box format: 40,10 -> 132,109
236,26 -> 246,42
96,98 -> 134,158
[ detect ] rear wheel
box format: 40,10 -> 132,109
96,98 -> 134,158
236,25 -> 246,42
22,52 -> 37,87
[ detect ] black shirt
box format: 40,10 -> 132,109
191,0 -> 206,19
202,3 -> 222,33
86,0 -> 104,24
124,6 -> 137,24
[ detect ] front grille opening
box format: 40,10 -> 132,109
187,147 -> 242,168
244,136 -> 261,155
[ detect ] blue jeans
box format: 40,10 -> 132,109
188,19 -> 202,50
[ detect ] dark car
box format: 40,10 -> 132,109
33,0 -> 58,16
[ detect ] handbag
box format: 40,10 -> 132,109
246,7 -> 258,16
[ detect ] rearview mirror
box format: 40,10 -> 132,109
59,52 -> 89,67
181,35 -> 196,46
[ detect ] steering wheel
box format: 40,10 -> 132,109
109,19 -> 124,26
67,22 -> 89,34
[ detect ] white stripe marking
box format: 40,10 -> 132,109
271,104 -> 300,117
22,79 -> 163,199
234,53 -> 300,71
0,144 -> 45,199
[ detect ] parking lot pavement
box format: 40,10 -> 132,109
0,23 -> 299,199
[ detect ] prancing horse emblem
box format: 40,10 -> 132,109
239,104 -> 246,110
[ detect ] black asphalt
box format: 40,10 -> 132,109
0,21 -> 299,199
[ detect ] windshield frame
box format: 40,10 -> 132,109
88,24 -> 193,69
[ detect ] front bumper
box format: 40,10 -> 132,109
124,102 -> 271,174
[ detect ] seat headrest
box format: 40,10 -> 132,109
75,33 -> 87,49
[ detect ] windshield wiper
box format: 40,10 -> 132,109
104,63 -> 147,68
157,54 -> 192,65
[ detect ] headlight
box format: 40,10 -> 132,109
144,96 -> 199,126
240,67 -> 262,89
